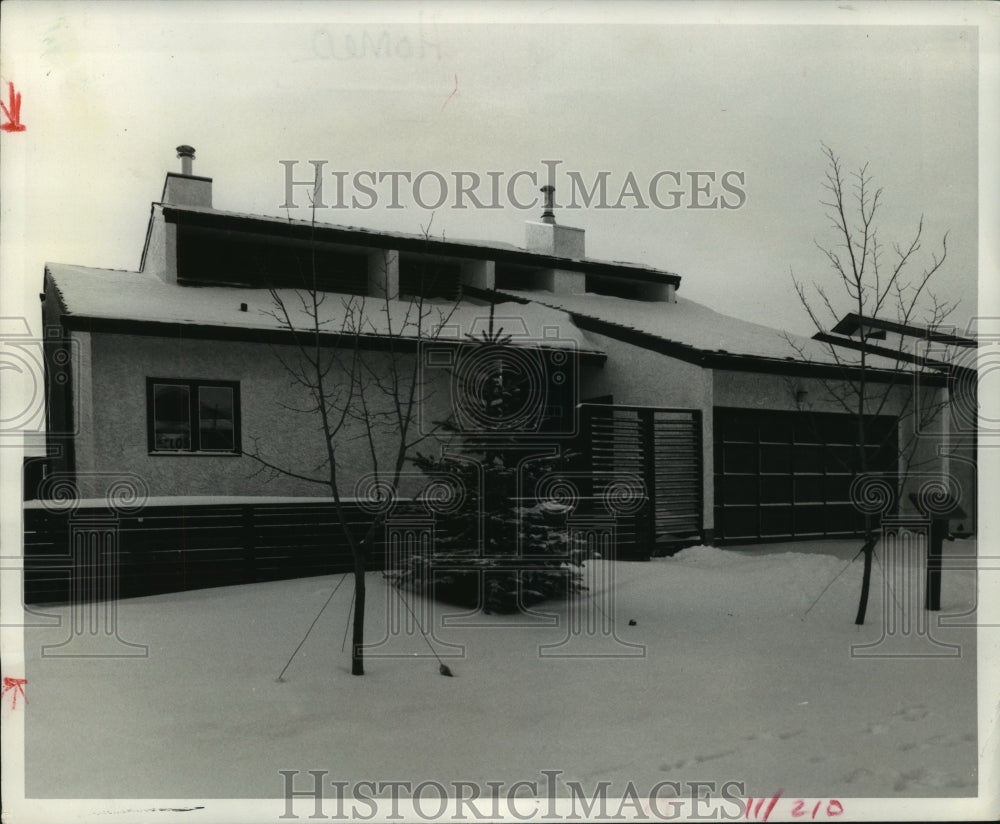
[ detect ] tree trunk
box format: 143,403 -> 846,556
854,535 -> 876,625
351,551 -> 366,676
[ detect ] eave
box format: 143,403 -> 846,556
812,331 -> 973,377
162,206 -> 682,288
829,312 -> 977,348
56,314 -> 608,366
567,312 -> 949,386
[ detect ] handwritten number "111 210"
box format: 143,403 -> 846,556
745,791 -> 844,821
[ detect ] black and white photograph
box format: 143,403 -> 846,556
1,2 -> 997,821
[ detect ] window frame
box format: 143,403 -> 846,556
146,377 -> 242,456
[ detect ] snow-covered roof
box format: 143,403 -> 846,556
498,290 -> 913,371
821,313 -> 977,373
44,263 -> 604,354
46,261 -> 927,372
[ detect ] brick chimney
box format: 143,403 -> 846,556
162,144 -> 212,208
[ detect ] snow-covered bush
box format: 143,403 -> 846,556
392,308 -> 587,613
397,448 -> 587,613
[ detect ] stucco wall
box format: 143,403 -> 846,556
577,331 -> 715,531
942,381 -> 977,533
68,327 -> 968,535
713,369 -> 914,416
946,431 -> 977,534
73,332 -> 453,499
140,206 -> 175,283
72,331 -> 96,477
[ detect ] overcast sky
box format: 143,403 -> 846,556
1,2 -> 993,340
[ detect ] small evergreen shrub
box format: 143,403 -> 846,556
397,451 -> 587,613
392,309 -> 587,613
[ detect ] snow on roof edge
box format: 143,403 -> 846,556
43,263 -> 607,354
499,289 -> 918,372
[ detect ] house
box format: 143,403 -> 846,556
813,313 -> 978,536
32,146 -> 965,581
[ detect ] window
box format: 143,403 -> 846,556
147,378 -> 241,454
399,258 -> 460,299
584,275 -> 653,301
177,228 -> 369,294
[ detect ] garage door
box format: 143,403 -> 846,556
713,407 -> 897,543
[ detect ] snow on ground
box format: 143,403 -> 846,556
24,539 -> 979,801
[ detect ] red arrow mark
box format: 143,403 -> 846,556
2,677 -> 27,709
1,82 -> 26,132
441,74 -> 458,112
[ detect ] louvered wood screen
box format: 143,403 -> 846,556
581,404 -> 702,558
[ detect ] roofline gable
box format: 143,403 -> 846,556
812,331 -> 971,374
566,311 -> 948,386
829,312 -> 977,347
138,202 -> 158,273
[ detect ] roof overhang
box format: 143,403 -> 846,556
568,312 -> 949,386
56,314 -> 607,366
163,206 -> 682,288
812,331 -> 972,376
830,312 -> 977,348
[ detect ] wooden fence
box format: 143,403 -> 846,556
22,483 -> 693,605
22,500 -> 391,604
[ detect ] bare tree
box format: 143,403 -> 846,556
245,211 -> 459,675
787,144 -> 952,625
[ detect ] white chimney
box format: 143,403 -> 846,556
525,185 -> 585,258
176,144 -> 196,175
525,185 -> 586,295
162,144 -> 212,208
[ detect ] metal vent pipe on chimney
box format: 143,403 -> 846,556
176,145 -> 196,176
540,185 -> 556,224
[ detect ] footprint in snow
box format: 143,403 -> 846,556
753,729 -> 803,742
843,767 -> 874,784
893,769 -> 923,792
893,705 -> 930,722
922,731 -> 975,748
892,766 -> 972,792
694,749 -> 736,763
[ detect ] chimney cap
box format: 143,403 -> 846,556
176,145 -> 196,158
540,185 -> 556,224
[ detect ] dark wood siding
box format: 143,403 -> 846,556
23,501 -> 393,604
